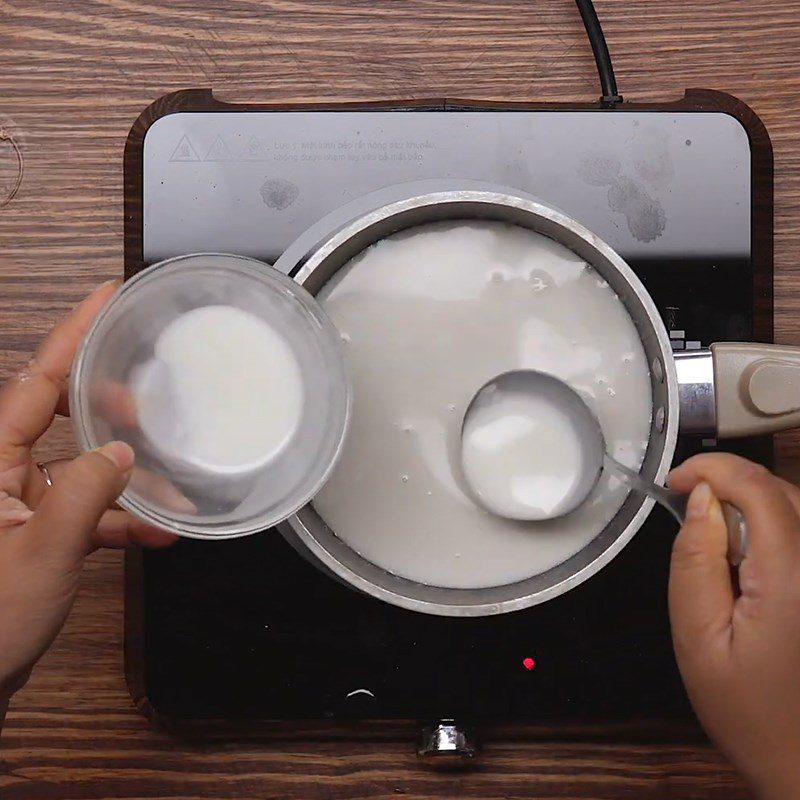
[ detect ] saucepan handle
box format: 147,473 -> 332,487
711,343 -> 800,438
675,343 -> 800,438
672,342 -> 800,567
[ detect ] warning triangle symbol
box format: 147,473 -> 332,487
243,135 -> 262,159
204,135 -> 232,162
169,135 -> 200,162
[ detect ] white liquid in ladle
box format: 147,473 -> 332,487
461,373 -> 600,521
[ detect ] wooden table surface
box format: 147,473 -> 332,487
2,0 -> 800,797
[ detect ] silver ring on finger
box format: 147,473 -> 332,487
36,462 -> 54,487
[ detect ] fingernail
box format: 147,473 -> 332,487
0,508 -> 33,525
167,494 -> 198,515
686,482 -> 713,519
97,278 -> 122,290
95,441 -> 135,473
78,280 -> 121,309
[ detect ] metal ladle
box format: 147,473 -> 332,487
461,370 -> 747,566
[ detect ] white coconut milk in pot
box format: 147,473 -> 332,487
313,220 -> 653,589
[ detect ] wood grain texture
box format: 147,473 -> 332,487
1,0 -> 799,796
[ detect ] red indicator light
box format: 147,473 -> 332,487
522,657 -> 536,671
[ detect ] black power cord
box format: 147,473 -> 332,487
574,0 -> 623,107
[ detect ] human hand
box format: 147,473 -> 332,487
0,281 -> 176,705
668,453 -> 800,800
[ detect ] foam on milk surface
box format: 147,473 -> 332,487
132,304 -> 303,472
314,222 -> 652,589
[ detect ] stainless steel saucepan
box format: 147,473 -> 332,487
278,190 -> 800,617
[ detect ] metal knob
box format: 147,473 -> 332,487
417,720 -> 477,765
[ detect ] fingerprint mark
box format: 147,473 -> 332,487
630,127 -> 673,187
260,178 -> 299,211
607,176 -> 666,243
577,154 -> 621,187
578,155 -> 666,243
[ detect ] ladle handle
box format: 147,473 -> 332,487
658,490 -> 746,566
606,457 -> 747,566
657,490 -> 746,567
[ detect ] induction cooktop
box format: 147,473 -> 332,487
123,89 -> 772,743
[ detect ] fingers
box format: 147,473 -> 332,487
0,281 -> 119,471
669,453 -> 800,580
23,458 -> 177,549
28,455 -> 195,528
23,457 -> 71,510
92,509 -> 178,550
669,483 -> 735,673
23,441 -> 133,563
91,381 -> 138,427
127,468 -> 197,515
0,490 -> 33,528
55,379 -> 138,425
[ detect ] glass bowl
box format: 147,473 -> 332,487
70,253 -> 351,538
